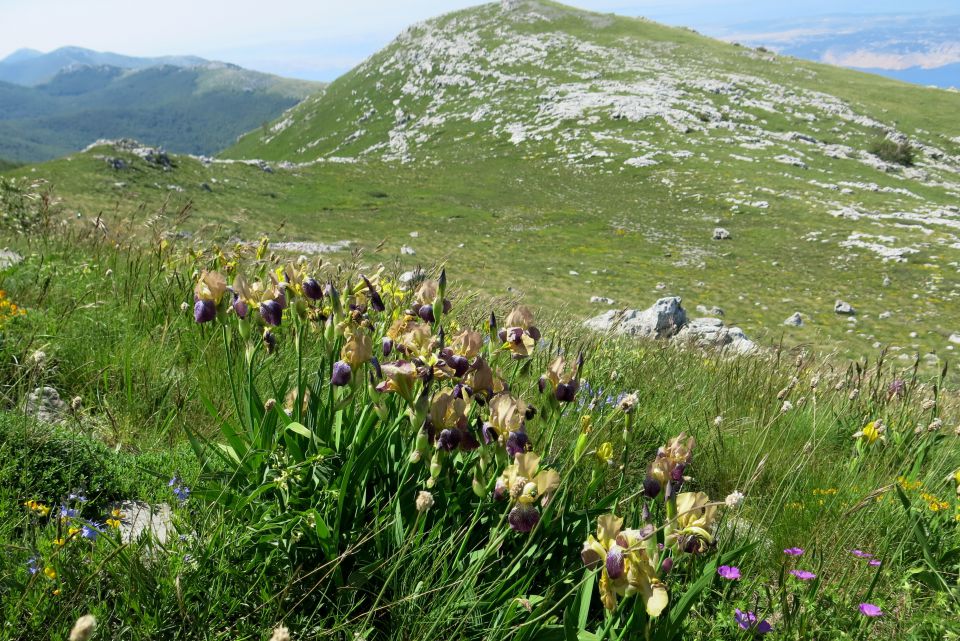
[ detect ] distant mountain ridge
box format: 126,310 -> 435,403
0,48 -> 324,162
0,46 -> 207,86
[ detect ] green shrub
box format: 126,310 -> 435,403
869,137 -> 916,166
0,412 -> 128,510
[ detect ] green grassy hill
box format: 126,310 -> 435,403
5,0 -> 960,374
0,62 -> 322,162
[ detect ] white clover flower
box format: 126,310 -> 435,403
725,491 -> 745,509
416,490 -> 434,513
713,415 -> 723,427
180,301 -> 190,314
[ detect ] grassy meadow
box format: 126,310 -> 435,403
0,178 -> 957,639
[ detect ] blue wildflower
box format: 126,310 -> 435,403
26,557 -> 39,575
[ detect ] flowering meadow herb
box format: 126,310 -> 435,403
859,603 -> 883,617
783,547 -> 804,556
790,569 -> 816,580
717,565 -> 741,580
734,609 -> 772,634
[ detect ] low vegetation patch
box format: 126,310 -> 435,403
868,137 -> 917,166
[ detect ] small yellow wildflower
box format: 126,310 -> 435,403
43,566 -> 56,580
53,538 -> 66,547
105,518 -> 121,529
853,420 -> 885,444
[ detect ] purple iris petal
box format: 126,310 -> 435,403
717,565 -> 741,580
790,569 -> 816,580
194,299 -> 216,323
859,603 -> 883,617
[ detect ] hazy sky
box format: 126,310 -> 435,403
1,0 -> 956,80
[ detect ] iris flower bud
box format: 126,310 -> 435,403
194,299 -> 216,323
661,557 -> 674,574
482,422 -> 498,444
382,337 -> 394,357
331,361 -> 352,386
362,276 -> 385,312
260,300 -> 283,326
302,277 -> 323,301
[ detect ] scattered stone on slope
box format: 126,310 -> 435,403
24,386 -> 68,424
0,249 -> 23,269
400,245 -> 416,255
834,300 -> 856,315
949,333 -> 960,345
675,317 -> 757,354
583,296 -> 687,339
784,312 -> 803,327
118,501 -> 174,544
696,304 -> 724,317
399,269 -> 425,287
590,296 -> 615,305
879,311 -> 892,320
713,227 -> 731,240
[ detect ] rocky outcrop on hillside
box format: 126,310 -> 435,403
583,297 -> 756,354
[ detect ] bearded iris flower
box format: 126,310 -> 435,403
376,360 -> 418,403
581,514 -> 667,615
539,353 -> 584,403
494,452 -> 560,532
498,306 -> 541,358
193,270 -> 227,323
670,492 -> 718,554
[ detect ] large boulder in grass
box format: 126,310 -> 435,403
584,297 -> 756,354
24,386 -> 68,425
583,296 -> 687,339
